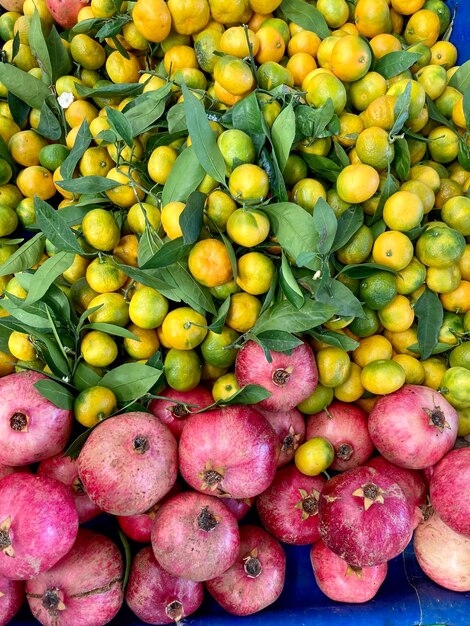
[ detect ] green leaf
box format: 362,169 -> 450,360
160,263 -> 217,314
8,92 -> 30,129
372,170 -> 399,224
332,138 -> 349,168
167,103 -> 187,133
181,83 -> 226,184
220,383 -> 271,406
35,100 -> 63,141
374,51 -> 422,79
303,154 -> 341,182
85,323 -> 140,339
448,59 -> 470,93
279,252 -> 304,309
426,94 -> 453,128
118,528 -> 132,590
113,263 -> 183,302
99,363 -> 163,402
95,13 -> 131,39
309,329 -> 359,352
23,251 -> 74,305
414,287 -> 444,360
0,136 -> 14,167
140,237 -> 192,270
124,84 -> 172,137
0,233 -> 44,277
262,202 -> 318,268
64,428 -> 93,459
316,278 -> 364,318
295,102 -> 337,140
76,81 -> 145,99
57,176 -> 121,194
72,362 -> 102,392
208,296 -> 230,334
280,0 -> 329,38
254,299 -> 336,335
331,205 -> 364,252
0,298 -> 52,330
60,119 -> 92,181
179,190 -> 205,245
34,197 -> 83,254
106,106 -> 133,148
312,197 -> 337,255
0,62 -> 50,109
339,262 -> 397,279
34,379 -> 74,410
458,137 -> 470,170
256,330 -> 303,353
271,103 -> 296,172
230,92 -> 266,155
463,86 -> 470,130
47,26 -> 71,81
259,146 -> 288,203
393,137 -> 411,181
29,9 -> 52,82
162,147 -> 205,206
390,81 -> 412,136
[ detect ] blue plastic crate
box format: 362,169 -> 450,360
7,0 -> 470,624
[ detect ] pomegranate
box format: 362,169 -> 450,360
117,483 -> 182,543
256,407 -> 305,467
0,371 -> 73,466
0,464 -> 30,480
0,473 -> 78,580
368,384 -> 458,469
0,576 -> 24,625
414,507 -> 470,592
45,0 -> 89,29
318,466 -> 413,567
429,448 -> 470,538
179,405 -> 278,499
256,464 -> 325,545
126,546 -> 203,624
205,524 -> 286,616
220,497 -> 253,521
365,455 -> 427,508
306,402 -> 375,471
151,491 -> 240,582
235,340 -> 318,411
26,529 -> 123,626
78,412 -> 177,516
148,386 -> 214,440
310,540 -> 388,603
37,454 -> 101,524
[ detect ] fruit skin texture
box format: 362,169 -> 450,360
148,385 -> 214,440
179,405 -> 279,499
205,524 -> 286,616
45,0 -> 90,29
126,546 -> 204,625
365,455 -> 427,509
78,412 -> 177,516
256,407 -> 305,467
368,384 -> 458,469
235,340 -> 318,411
0,371 -> 73,466
26,529 -> 124,626
429,448 -> 470,538
151,491 -> 240,582
310,539 -> 388,603
256,464 -> 325,545
414,508 -> 470,592
37,454 -> 101,524
132,0 -> 172,42
305,401 -> 375,471
0,473 -> 79,580
318,466 -> 413,567
0,575 -> 24,625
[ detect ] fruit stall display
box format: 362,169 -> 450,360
0,0 -> 468,624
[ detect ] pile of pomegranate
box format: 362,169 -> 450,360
0,342 -> 468,626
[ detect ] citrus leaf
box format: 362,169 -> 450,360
99,363 -> 163,402
271,103 -> 296,172
414,287 -> 443,360
253,299 -> 336,335
35,100 -> 63,141
167,103 -> 187,133
208,296 -> 230,334
0,233 -> 44,277
371,170 -> 399,224
426,94 -> 454,128
229,92 -> 266,155
34,197 -> 83,254
0,62 -> 50,109
448,59 -> 470,93
162,146 -> 205,206
316,278 -> 365,318
0,298 -> 51,330
219,383 -> 271,406
374,51 -> 422,79
64,428 -> 93,459
181,83 -> 226,184
338,263 -> 397,279
308,329 -> 359,351
390,81 -> 412,136
34,379 -> 74,410
331,205 -> 364,252
8,92 -> 30,129
255,330 -> 304,353
23,251 -> 74,305
160,263 -> 217,315
112,262 -> 182,302
106,106 -> 133,148
279,252 -> 304,309
118,528 -> 132,590
85,323 -> 140,340
47,25 -> 70,81
312,197 -> 337,255
124,84 -> 172,137
76,81 -> 145,98
29,8 -> 52,82
302,154 -> 341,182
72,362 -> 102,392
140,237 -> 192,270
60,119 -> 92,180
280,0 -> 329,38
179,190 -> 205,245
57,176 -> 121,194
259,146 -> 288,203
393,137 -> 411,181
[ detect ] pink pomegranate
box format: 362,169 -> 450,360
256,407 -> 305,467
205,524 -> 286,616
368,384 -> 458,469
306,402 -> 375,471
310,540 -> 388,603
414,507 -> 470,592
78,412 -> 177,516
45,0 -> 89,29
318,466 -> 413,567
117,482 -> 182,543
179,405 -> 278,499
365,455 -> 427,508
0,473 -> 78,580
0,576 -> 24,625
256,464 -> 325,545
37,454 -> 101,524
220,497 -> 253,522
149,386 -> 214,440
151,491 -> 240,582
26,529 -> 123,626
0,464 -> 30,480
235,340 -> 318,411
429,448 -> 470,538
0,371 -> 73,466
126,546 -> 203,624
